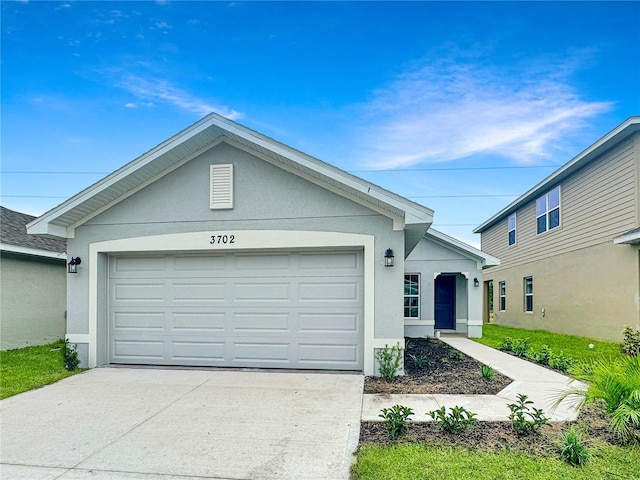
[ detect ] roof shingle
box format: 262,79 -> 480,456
1,206 -> 66,253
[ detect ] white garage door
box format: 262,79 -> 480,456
108,250 -> 364,370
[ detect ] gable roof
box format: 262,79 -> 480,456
1,206 -> 66,259
474,116 -> 640,234
27,113 -> 434,253
425,228 -> 500,267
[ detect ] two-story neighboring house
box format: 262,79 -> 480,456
474,117 -> 640,341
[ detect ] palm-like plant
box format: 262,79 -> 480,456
556,355 -> 640,442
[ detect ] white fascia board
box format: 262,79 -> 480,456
613,228 -> 640,245
25,115 -> 221,238
0,243 -> 66,260
474,117 -> 640,234
427,228 -> 500,266
25,219 -> 68,239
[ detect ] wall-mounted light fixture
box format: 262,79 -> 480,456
67,257 -> 81,274
473,277 -> 480,288
384,248 -> 395,267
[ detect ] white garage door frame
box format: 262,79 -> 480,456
71,230 -> 389,375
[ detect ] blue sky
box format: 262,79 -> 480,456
2,1 -> 639,247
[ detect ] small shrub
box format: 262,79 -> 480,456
508,393 -> 549,436
375,343 -> 403,381
480,364 -> 495,379
511,338 -> 530,357
498,337 -> 514,351
409,354 -> 428,369
558,426 -> 589,466
379,404 -> 414,438
529,344 -> 552,365
556,355 -> 640,443
449,349 -> 466,360
428,405 -> 477,434
549,352 -> 577,373
621,325 -> 640,357
62,340 -> 80,372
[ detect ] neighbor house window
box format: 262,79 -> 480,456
508,213 -> 517,246
536,186 -> 561,234
524,277 -> 533,313
404,274 -> 420,318
499,281 -> 506,311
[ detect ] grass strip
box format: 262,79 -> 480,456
0,341 -> 83,400
475,324 -> 623,363
352,443 -> 640,480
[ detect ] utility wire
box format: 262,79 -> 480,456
1,165 -> 560,175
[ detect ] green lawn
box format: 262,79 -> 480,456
474,324 -> 623,363
0,341 -> 84,400
353,443 -> 640,480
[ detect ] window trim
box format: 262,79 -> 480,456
404,273 -> 420,319
524,276 -> 533,313
535,185 -> 561,235
508,213 -> 517,246
498,281 -> 506,312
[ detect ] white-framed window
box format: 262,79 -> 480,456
536,186 -> 561,234
499,281 -> 506,311
524,277 -> 533,313
404,274 -> 420,318
508,213 -> 517,246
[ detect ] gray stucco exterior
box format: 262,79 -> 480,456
404,230 -> 498,339
0,254 -> 67,350
27,113 -> 497,375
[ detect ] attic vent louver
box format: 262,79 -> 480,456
210,164 -> 233,209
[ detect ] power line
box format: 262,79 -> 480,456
0,165 -> 561,175
409,194 -> 518,199
348,165 -> 560,173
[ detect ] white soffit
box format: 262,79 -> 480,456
27,113 -> 433,238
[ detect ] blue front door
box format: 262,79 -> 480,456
435,275 -> 456,330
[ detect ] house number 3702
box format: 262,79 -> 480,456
210,234 -> 235,245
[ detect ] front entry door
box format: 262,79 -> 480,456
435,275 -> 456,329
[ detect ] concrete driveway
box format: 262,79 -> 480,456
0,368 -> 364,480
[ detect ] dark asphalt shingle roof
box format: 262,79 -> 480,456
0,206 -> 66,254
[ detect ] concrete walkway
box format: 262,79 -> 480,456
362,335 -> 587,422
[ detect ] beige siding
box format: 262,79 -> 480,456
482,134 -> 638,267
482,242 -> 639,341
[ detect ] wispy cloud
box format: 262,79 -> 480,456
117,74 -> 242,119
357,47 -> 612,168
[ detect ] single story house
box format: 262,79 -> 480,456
474,117 -> 640,341
1,206 -> 67,350
27,114 -> 497,374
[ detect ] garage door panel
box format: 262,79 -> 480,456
299,281 -> 360,302
233,282 -> 291,301
112,339 -> 165,361
298,343 -> 359,365
113,283 -> 165,302
172,282 -> 226,302
113,311 -> 165,330
299,251 -> 361,273
172,341 -> 226,361
298,313 -> 360,333
233,342 -> 290,363
112,256 -> 166,274
173,254 -> 227,272
232,313 -> 291,333
108,250 -> 364,370
172,312 -> 226,332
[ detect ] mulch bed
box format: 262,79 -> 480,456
360,337 -> 623,451
364,337 -> 512,395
